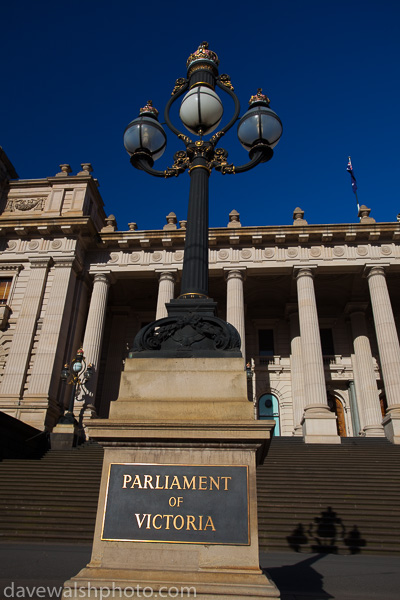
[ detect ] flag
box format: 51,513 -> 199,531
347,156 -> 358,194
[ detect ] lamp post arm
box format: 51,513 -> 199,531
215,78 -> 241,138
164,80 -> 191,142
214,146 -> 273,175
131,154 -> 190,179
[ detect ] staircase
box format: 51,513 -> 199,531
257,437 -> 400,555
1,437 -> 399,554
0,443 -> 103,543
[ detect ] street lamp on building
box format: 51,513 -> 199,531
59,348 -> 93,424
124,42 -> 282,358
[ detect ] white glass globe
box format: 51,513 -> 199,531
123,116 -> 167,160
237,106 -> 282,151
179,86 -> 223,135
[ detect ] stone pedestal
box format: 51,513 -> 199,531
301,404 -> 340,444
62,358 -> 279,599
382,405 -> 400,444
50,423 -> 76,449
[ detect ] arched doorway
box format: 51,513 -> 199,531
258,393 -> 280,436
328,394 -> 347,437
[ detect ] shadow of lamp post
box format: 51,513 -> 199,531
124,42 -> 283,358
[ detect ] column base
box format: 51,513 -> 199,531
382,406 -> 400,444
301,404 -> 341,444
363,424 -> 385,437
292,424 -> 303,436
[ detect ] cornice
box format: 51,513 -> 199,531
0,216 -> 99,239
97,221 -> 400,250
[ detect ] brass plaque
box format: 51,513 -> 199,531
102,463 -> 249,545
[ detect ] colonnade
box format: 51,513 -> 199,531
79,265 -> 400,443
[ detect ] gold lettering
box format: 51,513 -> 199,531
198,476 -> 207,490
199,515 -> 203,530
143,474 -> 154,489
220,476 -> 232,490
155,475 -> 164,489
169,475 -> 182,490
209,476 -> 220,490
146,514 -> 151,529
186,515 -> 197,530
122,474 -> 132,489
182,476 -> 196,490
164,475 -> 169,489
173,515 -> 184,530
204,516 -> 216,531
152,514 -> 162,529
130,474 -> 143,489
164,514 -> 173,530
135,513 -> 148,529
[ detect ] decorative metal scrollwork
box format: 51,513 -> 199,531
171,78 -> 187,96
131,312 -> 241,356
164,151 -> 190,178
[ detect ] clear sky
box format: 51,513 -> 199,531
1,0 -> 399,231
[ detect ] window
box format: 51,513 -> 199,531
258,329 -> 274,356
0,278 -> 12,305
320,328 -> 334,355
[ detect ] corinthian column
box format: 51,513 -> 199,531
82,273 -> 112,404
155,271 -> 176,320
366,266 -> 400,443
295,267 -> 339,443
346,303 -> 384,437
225,269 -> 246,359
286,304 -> 305,435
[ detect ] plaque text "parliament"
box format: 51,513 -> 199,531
122,474 -> 232,491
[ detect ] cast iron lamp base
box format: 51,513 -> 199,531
130,298 -> 241,358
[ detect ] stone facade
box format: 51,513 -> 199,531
1,150 -> 400,441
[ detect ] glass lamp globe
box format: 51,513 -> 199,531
179,86 -> 223,135
72,360 -> 82,374
238,90 -> 282,153
124,102 -> 167,161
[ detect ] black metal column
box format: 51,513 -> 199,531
179,156 -> 210,298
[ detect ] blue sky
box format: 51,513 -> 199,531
1,0 -> 399,231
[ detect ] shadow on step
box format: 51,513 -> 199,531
287,506 -> 367,554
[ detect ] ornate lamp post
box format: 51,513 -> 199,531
59,348 -> 93,424
124,42 -> 282,358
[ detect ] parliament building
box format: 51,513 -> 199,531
1,147 -> 400,444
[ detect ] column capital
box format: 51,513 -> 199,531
344,302 -> 369,317
53,256 -> 83,274
29,257 -> 52,269
293,265 -> 317,280
364,264 -> 390,280
155,269 -> 178,283
223,267 -> 246,282
92,272 -> 114,286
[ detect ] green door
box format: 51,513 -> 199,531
258,393 -> 280,436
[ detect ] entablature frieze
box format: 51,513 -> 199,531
82,241 -> 400,277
